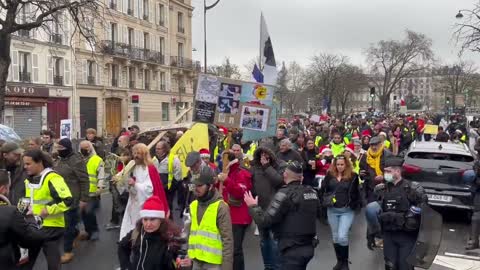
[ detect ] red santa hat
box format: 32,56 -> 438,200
218,126 -> 228,136
345,143 -> 355,155
319,145 -> 332,155
352,131 -> 360,140
361,130 -> 372,138
199,148 -> 211,158
140,196 -> 166,219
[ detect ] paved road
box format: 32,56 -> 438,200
32,194 -> 476,270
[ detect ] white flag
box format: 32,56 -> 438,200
260,13 -> 277,85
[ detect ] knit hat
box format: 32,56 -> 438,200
218,126 -> 228,136
57,138 -> 72,150
379,131 -> 387,138
319,145 -> 332,155
345,143 -> 355,154
199,148 -> 210,158
186,151 -> 201,167
140,196 -> 166,219
361,130 -> 372,138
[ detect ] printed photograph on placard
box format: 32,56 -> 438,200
239,104 -> 270,132
218,97 -> 234,114
219,83 -> 242,101
196,74 -> 221,104
240,82 -> 274,104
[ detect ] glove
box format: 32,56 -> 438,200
374,183 -> 386,194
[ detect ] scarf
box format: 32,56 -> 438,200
366,146 -> 384,176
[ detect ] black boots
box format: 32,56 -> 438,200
333,244 -> 350,270
466,220 -> 480,250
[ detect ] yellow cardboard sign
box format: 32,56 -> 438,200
171,123 -> 210,178
424,124 -> 439,135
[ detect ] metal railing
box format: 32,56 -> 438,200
170,56 -> 201,71
51,33 -> 62,44
53,75 -> 63,86
19,71 -> 31,82
87,76 -> 95,85
100,40 -> 166,65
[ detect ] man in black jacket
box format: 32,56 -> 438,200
250,147 -> 286,270
54,138 -> 89,264
276,139 -> 304,166
0,142 -> 28,205
0,170 -> 47,270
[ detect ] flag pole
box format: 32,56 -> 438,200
259,12 -> 263,71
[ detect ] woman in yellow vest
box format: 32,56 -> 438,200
187,166 -> 233,269
79,140 -> 105,241
22,149 -> 72,270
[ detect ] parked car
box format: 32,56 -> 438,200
0,124 -> 21,142
403,141 -> 475,212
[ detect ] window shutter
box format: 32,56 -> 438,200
123,25 -> 128,44
64,59 -> 70,85
136,0 -> 140,18
96,63 -> 102,85
12,51 -> 19,82
63,13 -> 70,46
124,0 -> 128,13
122,68 -> 127,88
82,60 -> 88,84
32,53 -> 39,83
149,0 -> 154,22
139,0 -> 143,19
47,56 -> 53,84
106,23 -> 112,41
117,24 -> 122,44
118,0 -> 123,13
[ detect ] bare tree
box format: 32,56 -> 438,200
454,3 -> 480,54
365,30 -> 434,112
434,60 -> 480,109
0,0 -> 104,122
304,53 -> 348,113
286,61 -> 306,114
208,57 -> 242,79
333,64 -> 368,116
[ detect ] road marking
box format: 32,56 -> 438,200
434,254 -> 480,270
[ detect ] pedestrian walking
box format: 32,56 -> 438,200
118,196 -> 180,270
78,140 -> 106,241
218,152 -> 252,270
319,155 -> 362,270
106,148 -> 131,230
250,147 -> 286,270
153,140 -> 182,213
375,157 -> 427,270
119,143 -> 169,240
22,150 -> 73,270
85,128 -> 106,159
40,130 -> 55,155
245,161 -> 321,270
54,138 -> 90,264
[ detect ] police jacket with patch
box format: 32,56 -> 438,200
376,179 -> 427,233
0,195 -> 48,270
248,181 -> 321,251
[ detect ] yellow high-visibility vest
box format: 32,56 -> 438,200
153,154 -> 177,190
86,155 -> 103,195
384,140 -> 391,149
25,170 -> 71,228
315,136 -> 323,147
188,200 -> 223,265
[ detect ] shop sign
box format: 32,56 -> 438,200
6,85 -> 49,97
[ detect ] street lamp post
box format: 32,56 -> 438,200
204,0 -> 221,73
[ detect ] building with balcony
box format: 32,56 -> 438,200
73,0 -> 199,137
6,7 -> 74,138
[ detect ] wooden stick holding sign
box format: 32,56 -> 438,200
112,108 -> 193,187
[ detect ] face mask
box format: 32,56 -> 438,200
384,173 -> 394,183
81,149 -> 90,157
58,149 -> 72,158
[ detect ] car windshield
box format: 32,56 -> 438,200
407,152 -> 474,162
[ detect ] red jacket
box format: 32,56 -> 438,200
222,163 -> 252,225
317,159 -> 332,176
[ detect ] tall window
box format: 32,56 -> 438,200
159,4 -> 165,25
162,103 -> 169,121
144,69 -> 150,90
111,64 -> 119,86
87,60 -> 95,84
160,72 -> 166,91
128,28 -> 134,47
143,32 -> 149,50
177,12 -> 184,33
143,0 -> 149,20
129,67 -> 135,88
18,52 -> 31,82
133,107 -> 140,121
111,23 -> 117,42
159,37 -> 165,54
127,0 -> 134,15
178,42 -> 184,58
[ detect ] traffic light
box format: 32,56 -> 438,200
446,97 -> 450,104
370,87 -> 375,97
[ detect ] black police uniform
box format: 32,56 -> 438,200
377,179 -> 427,270
249,180 -> 321,270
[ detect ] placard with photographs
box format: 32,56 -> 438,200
193,102 -> 217,124
214,82 -> 242,128
239,104 -> 270,132
196,74 -> 221,104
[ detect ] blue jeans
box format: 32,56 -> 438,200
259,228 -> 280,270
81,197 -> 100,236
64,207 -> 80,252
327,207 -> 354,246
365,201 -> 381,234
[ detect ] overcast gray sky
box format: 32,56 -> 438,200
191,0 -> 480,71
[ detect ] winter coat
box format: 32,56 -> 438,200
118,228 -> 177,270
319,173 -> 362,210
359,149 -> 393,203
54,152 -> 90,206
0,195 -> 48,270
88,137 -> 106,159
222,163 -> 252,225
188,191 -> 233,270
250,147 -> 287,210
0,160 -> 28,205
301,149 -> 319,186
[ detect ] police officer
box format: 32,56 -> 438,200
244,161 -> 321,270
375,157 -> 427,270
